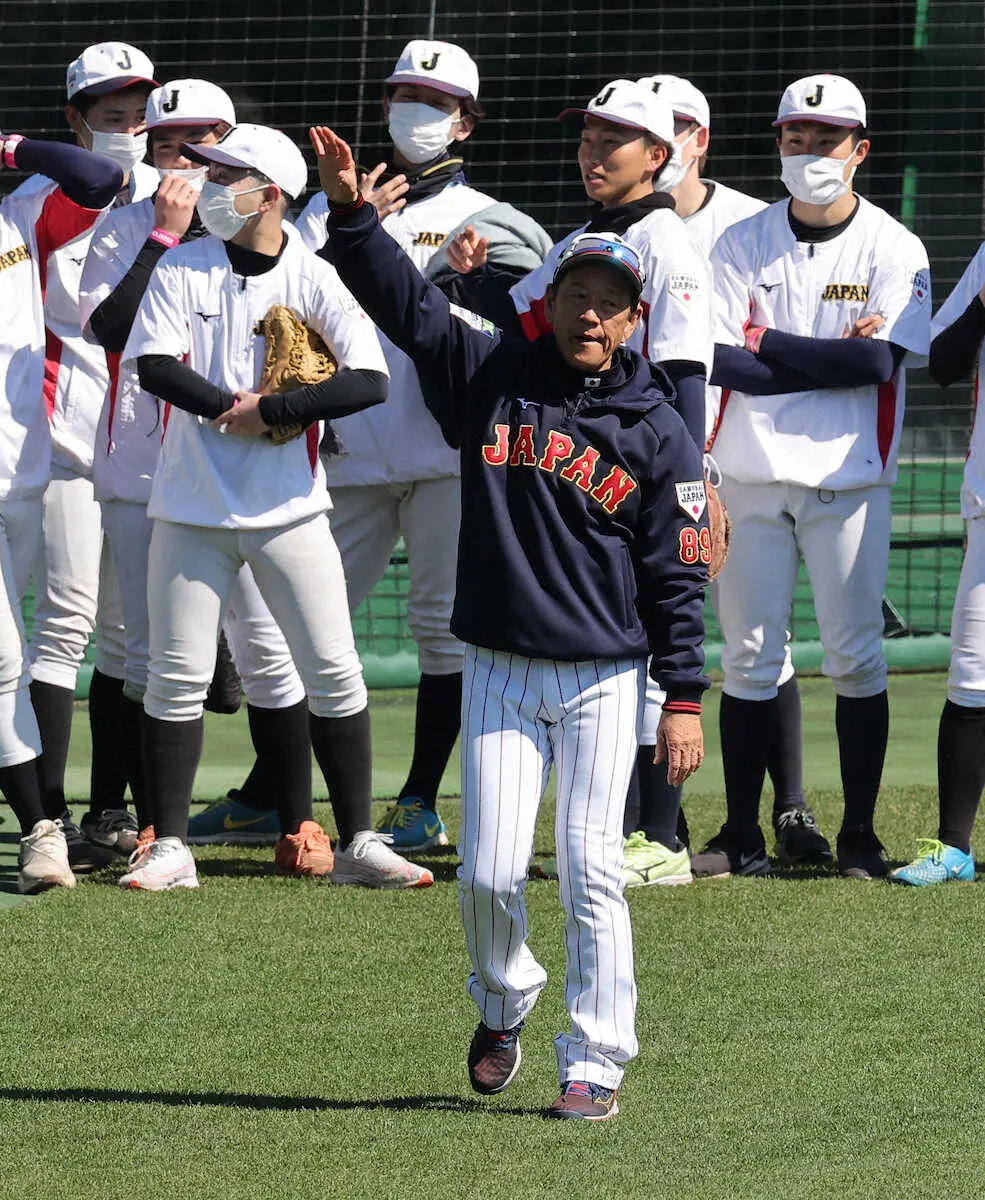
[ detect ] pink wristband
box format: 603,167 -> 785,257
3,135 -> 25,171
149,227 -> 181,249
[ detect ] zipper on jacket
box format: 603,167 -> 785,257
561,390 -> 591,428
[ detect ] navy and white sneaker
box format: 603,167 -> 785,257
773,806 -> 833,866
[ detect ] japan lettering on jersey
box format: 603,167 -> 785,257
682,181 -> 767,443
931,241 -> 985,519
122,228 -> 387,530
0,187 -> 105,499
11,162 -> 158,475
79,196 -> 163,504
295,181 -> 496,485
710,195 -> 931,489
509,207 -> 713,373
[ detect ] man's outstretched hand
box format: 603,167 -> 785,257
308,126 -> 359,206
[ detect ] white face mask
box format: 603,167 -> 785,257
196,181 -> 267,240
780,152 -> 857,205
653,127 -> 700,194
388,101 -> 458,165
157,166 -> 208,193
85,121 -> 147,174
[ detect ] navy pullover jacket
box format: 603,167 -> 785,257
328,199 -> 710,709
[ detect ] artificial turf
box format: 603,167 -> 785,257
0,672 -> 980,1200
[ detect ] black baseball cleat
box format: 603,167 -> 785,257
836,824 -> 889,879
773,806 -> 834,866
691,824 -> 770,879
467,1022 -> 523,1095
55,813 -> 113,873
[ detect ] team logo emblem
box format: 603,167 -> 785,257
804,83 -> 824,108
116,48 -> 133,70
667,273 -> 698,303
910,269 -> 930,302
594,85 -> 616,107
420,52 -> 441,71
675,480 -> 706,520
162,88 -> 180,113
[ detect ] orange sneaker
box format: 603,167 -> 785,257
275,820 -> 334,877
128,825 -> 156,869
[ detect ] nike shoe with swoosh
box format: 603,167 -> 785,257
890,838 -> 975,886
330,830 -> 434,888
187,791 -> 280,845
691,824 -> 771,879
773,806 -> 833,867
375,796 -> 449,851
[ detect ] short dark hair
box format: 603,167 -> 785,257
851,124 -> 868,145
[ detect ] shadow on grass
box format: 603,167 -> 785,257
0,831 -> 20,894
0,1086 -> 538,1117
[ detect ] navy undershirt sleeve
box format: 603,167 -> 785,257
13,138 -> 122,209
258,368 -> 387,425
757,328 -> 906,387
137,354 -> 234,419
929,295 -> 985,387
711,344 -> 819,395
89,238 -> 169,351
661,361 -> 706,450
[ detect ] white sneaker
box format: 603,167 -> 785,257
18,819 -> 76,894
119,837 -> 199,891
80,807 -> 139,855
331,830 -> 434,889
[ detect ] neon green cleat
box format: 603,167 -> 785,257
622,831 -> 693,888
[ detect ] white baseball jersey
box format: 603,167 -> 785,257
711,195 -> 931,489
296,180 -> 496,484
683,179 -> 766,258
509,206 -> 713,372
12,163 -> 158,475
79,196 -> 163,504
0,187 -> 106,499
683,181 -> 767,444
122,228 -> 387,529
930,242 -> 985,519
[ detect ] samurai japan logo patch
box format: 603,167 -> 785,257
675,480 -> 707,520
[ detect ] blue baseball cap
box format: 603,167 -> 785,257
552,232 -> 646,302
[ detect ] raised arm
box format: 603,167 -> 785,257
5,135 -> 122,209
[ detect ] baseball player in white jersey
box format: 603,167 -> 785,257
696,74 -> 931,879
80,81 -> 324,871
450,79 -> 712,886
0,129 -> 122,891
891,244 -> 985,885
289,40 -> 507,854
623,74 -> 830,882
13,42 -> 159,871
119,123 -> 432,891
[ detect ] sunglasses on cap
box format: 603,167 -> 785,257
553,233 -> 646,295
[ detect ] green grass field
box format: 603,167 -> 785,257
1,672 -> 982,1199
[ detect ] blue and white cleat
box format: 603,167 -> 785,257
890,838 -> 975,887
375,796 -> 449,851
187,791 -> 280,845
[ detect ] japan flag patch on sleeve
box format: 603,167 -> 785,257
675,480 -> 707,520
667,273 -> 699,305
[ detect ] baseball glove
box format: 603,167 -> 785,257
705,479 -> 731,581
253,304 -> 337,445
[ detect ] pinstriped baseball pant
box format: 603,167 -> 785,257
458,645 -> 643,1089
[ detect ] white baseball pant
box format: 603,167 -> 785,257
29,465 -> 103,689
639,581 -> 795,743
948,517 -> 985,709
459,645 -> 642,1089
93,538 -> 126,682
716,478 -> 891,701
328,477 -> 463,675
144,515 -> 365,722
0,496 -> 44,764
102,499 -> 304,709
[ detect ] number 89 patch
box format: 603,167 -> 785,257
679,525 -> 711,566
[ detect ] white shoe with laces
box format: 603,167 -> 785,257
119,837 -> 199,891
330,830 -> 434,889
18,819 -> 76,894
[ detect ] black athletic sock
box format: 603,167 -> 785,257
30,680 -> 75,819
768,677 -> 806,818
87,669 -> 128,816
836,690 -> 889,831
398,671 -> 462,812
937,700 -> 985,853
247,701 -> 311,835
676,805 -> 691,851
119,696 -> 151,829
637,746 -> 684,849
309,706 -> 372,849
0,759 -> 46,833
720,692 -> 778,843
232,761 -> 270,811
143,715 -> 203,842
622,753 -> 641,838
